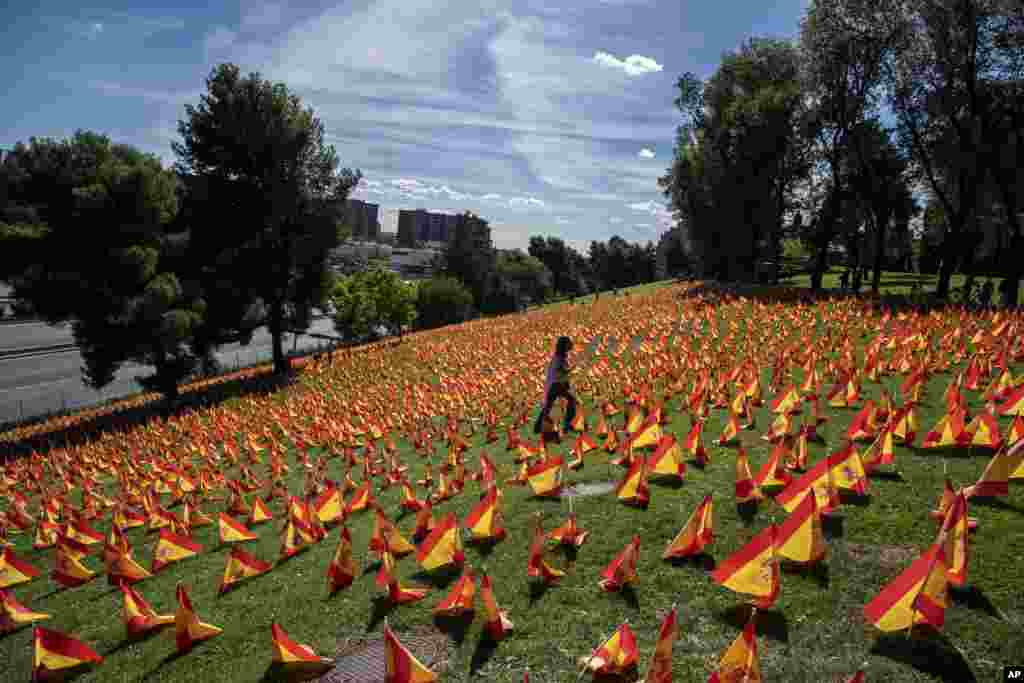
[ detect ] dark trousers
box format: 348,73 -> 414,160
534,382 -> 577,433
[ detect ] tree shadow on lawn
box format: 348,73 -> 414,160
665,552 -> 716,572
141,636 -> 219,681
867,470 -> 905,482
410,564 -> 462,590
871,628 -> 977,683
433,612 -> 474,646
949,584 -> 1005,620
716,604 -> 789,643
365,596 -> 398,632
780,560 -> 829,588
528,580 -> 553,606
259,662 -> 333,683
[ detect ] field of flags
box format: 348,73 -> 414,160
2,281 -> 1024,681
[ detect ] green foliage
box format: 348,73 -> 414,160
527,236 -> 590,297
173,63 -> 361,373
439,211 -> 494,309
330,268 -> 416,341
492,250 -> 552,310
414,276 -> 474,330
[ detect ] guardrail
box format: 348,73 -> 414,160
0,343 -> 78,361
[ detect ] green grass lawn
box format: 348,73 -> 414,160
1,289 -> 1023,682
779,268 -> 1021,303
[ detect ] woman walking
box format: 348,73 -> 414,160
534,336 -> 577,436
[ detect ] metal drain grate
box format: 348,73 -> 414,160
323,631 -> 450,683
561,480 -> 616,498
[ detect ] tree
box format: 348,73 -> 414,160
799,0 -> 905,291
886,0 -> 1023,299
415,276 -> 474,330
492,250 -> 552,310
440,211 -> 494,311
0,131 -> 205,400
528,236 -> 588,297
173,63 -> 361,374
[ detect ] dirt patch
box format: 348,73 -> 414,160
845,542 -> 919,571
324,628 -> 452,683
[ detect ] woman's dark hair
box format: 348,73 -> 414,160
555,336 -> 573,356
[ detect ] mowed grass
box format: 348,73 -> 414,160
1,287 -> 1023,682
779,267 -> 1022,303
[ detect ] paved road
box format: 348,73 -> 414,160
0,321 -> 74,351
0,317 -> 339,425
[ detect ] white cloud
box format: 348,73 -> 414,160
638,148 -> 655,159
609,217 -> 623,224
592,51 -> 663,76
508,197 -> 546,210
555,217 -> 571,225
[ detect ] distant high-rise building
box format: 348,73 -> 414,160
451,212 -> 492,252
345,199 -> 380,241
396,208 -> 463,247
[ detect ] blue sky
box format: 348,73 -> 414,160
1,0 -> 811,252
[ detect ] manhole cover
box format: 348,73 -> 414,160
324,631 -> 450,683
561,481 -> 616,498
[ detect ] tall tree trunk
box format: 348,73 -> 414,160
810,186 -> 841,291
871,210 -> 889,294
994,165 -> 1022,307
269,298 -> 287,374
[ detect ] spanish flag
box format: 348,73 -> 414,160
0,588 -> 49,633
997,384 -> 1024,416
327,525 -> 356,593
647,435 -> 686,480
384,622 -> 437,683
964,446 -> 1021,498
52,543 -> 97,588
710,524 -> 779,609
433,565 -> 476,616
413,501 -> 436,543
662,494 -> 713,560
769,385 -> 802,414
121,583 -> 174,637
890,404 -> 917,445
718,413 -> 741,446
220,546 -> 272,594
218,513 -> 257,544
734,448 -> 763,503
401,481 -> 425,512
527,457 -> 563,498
578,622 -> 639,676
683,419 -> 709,466
615,456 -> 650,508
345,481 -> 375,515
480,572 -> 513,641
33,626 -> 102,679
752,441 -> 793,491
627,416 -> 663,451
938,491 -> 969,587
313,484 -> 344,526
863,543 -> 949,632
281,517 -> 317,559
378,550 -> 429,604
775,452 -> 840,516
967,410 -> 1003,450
548,512 -> 588,547
249,497 -> 273,525
829,442 -> 869,496
641,605 -> 677,683
1,548 -> 40,589
774,491 -> 826,565
707,614 -> 760,683
599,535 -> 640,592
527,516 -> 565,583
175,584 -> 222,652
270,622 -> 334,675
107,545 -> 152,586
464,485 -> 506,543
416,512 -> 464,572
922,407 -> 970,449
152,529 -> 203,573
861,427 -> 895,474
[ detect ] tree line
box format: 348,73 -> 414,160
658,0 -> 1022,304
0,64 -> 667,405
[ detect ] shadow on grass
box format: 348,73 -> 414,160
469,635 -> 500,676
366,596 -> 397,632
665,552 -> 716,572
433,612 -> 474,646
949,585 -> 1004,620
411,565 -> 462,589
650,476 -> 684,490
30,662 -> 98,682
781,560 -> 829,588
838,491 -> 871,507
104,625 -> 171,656
871,628 -> 977,683
528,580 -> 553,606
614,584 -> 640,611
970,497 -> 1024,516
141,636 -> 218,680
259,662 -> 333,683
868,470 -> 905,482
716,604 -> 789,643
736,500 -> 759,526
822,514 -> 844,539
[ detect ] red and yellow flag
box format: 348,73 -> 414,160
121,583 -> 174,637
646,435 -> 686,480
384,622 -> 437,683
527,457 -> 563,498
327,525 -> 356,593
220,546 -> 272,594
774,452 -> 840,516
1,548 -> 40,589
774,491 -> 826,564
270,622 -> 334,674
706,614 -> 760,683
615,456 -> 650,507
579,622 -> 639,676
548,513 -> 589,547
938,491 -> 969,587
464,485 -> 506,543
345,481 -> 376,515
52,543 -> 97,588
152,529 -> 203,573
599,535 -> 640,592
175,584 -> 222,652
967,410 -> 1004,450
33,626 -> 102,679
753,441 -> 793,490
527,516 -> 565,583
433,565 -> 476,616
710,524 -> 779,609
663,494 -> 713,560
734,448 -> 764,503
313,485 -> 344,526
370,508 -> 416,557
643,605 -> 678,683
249,497 -> 273,525
480,572 -> 513,641
965,446 -> 1023,498
996,384 -> 1024,416
416,512 -> 464,572
218,513 -> 257,544
0,588 -> 49,633
863,543 -> 949,632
